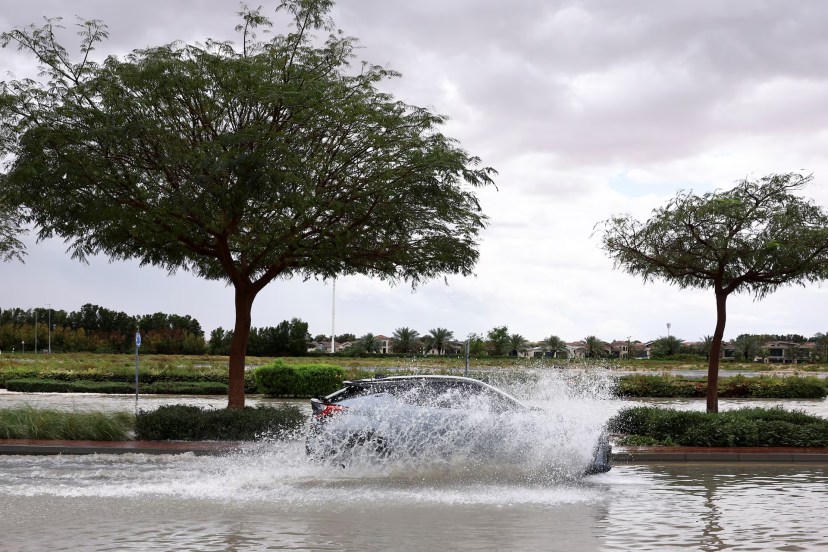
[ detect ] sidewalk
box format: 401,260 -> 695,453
0,440 -> 826,462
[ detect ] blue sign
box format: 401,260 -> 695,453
135,332 -> 142,348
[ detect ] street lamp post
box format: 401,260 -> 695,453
48,304 -> 51,354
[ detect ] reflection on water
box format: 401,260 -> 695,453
0,443 -> 826,551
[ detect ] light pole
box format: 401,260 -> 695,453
48,304 -> 51,354
34,310 -> 38,353
330,277 -> 336,355
667,322 -> 671,338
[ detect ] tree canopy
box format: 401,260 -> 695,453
0,0 -> 495,408
599,173 -> 828,412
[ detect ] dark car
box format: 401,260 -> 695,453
305,375 -> 611,475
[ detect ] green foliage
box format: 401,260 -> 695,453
134,404 -> 305,441
0,405 -> 132,440
6,378 -> 228,394
254,360 -> 344,397
616,374 -> 827,399
609,406 -> 828,447
649,335 -> 683,358
428,327 -> 454,355
487,326 -> 510,356
391,327 -> 420,354
599,173 -> 828,412
1,0 -> 494,407
0,304 -> 205,354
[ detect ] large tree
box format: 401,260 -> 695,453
0,185 -> 25,262
0,1 -> 495,408
599,173 -> 828,412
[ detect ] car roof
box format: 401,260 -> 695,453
340,375 -> 528,408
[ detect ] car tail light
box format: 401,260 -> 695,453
314,404 -> 347,419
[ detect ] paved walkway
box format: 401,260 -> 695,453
0,440 -> 826,463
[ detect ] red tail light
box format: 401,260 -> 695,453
315,404 -> 347,419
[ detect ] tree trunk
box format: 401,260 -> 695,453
227,284 -> 257,410
706,289 -> 728,413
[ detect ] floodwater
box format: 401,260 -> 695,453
1,369 -> 826,550
0,447 -> 825,551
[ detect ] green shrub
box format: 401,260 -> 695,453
254,361 -> 344,397
134,404 -> 305,440
609,406 -> 828,447
616,374 -> 827,399
5,378 -> 228,395
0,405 -> 133,440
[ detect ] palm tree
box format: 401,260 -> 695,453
392,327 -> 420,353
583,335 -> 606,358
509,333 -> 528,356
360,332 -> 379,353
544,335 -> 568,359
428,327 -> 454,355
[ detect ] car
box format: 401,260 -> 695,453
305,375 -> 611,475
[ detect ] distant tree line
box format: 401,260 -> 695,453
0,304 -> 206,354
209,318 -> 311,357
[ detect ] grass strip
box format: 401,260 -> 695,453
0,405 -> 133,440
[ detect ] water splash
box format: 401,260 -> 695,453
0,367 -> 619,506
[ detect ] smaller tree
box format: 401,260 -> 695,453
487,326 -> 510,356
508,333 -> 528,356
392,327 -> 420,354
583,335 -> 607,358
544,335 -> 568,359
428,327 -> 454,355
650,335 -> 683,358
359,333 -> 379,354
599,173 -> 828,412
467,333 -> 486,356
732,334 -> 761,362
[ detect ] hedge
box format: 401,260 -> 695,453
0,405 -> 133,440
616,374 -> 827,399
134,404 -> 305,440
608,406 -> 828,447
6,378 -> 228,395
254,361 -> 345,397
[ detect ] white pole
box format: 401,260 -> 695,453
48,305 -> 51,354
330,278 -> 336,354
34,310 -> 37,354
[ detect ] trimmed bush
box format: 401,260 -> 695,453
616,374 -> 827,399
609,406 -> 828,447
254,361 -> 344,397
0,405 -> 133,440
134,404 -> 305,440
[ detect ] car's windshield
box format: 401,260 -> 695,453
327,379 -> 525,413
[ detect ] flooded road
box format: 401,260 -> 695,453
0,445 -> 825,551
1,370 -> 826,550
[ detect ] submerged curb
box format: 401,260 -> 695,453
0,440 -> 826,464
613,446 -> 828,464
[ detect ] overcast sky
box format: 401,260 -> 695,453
2,0 -> 828,344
